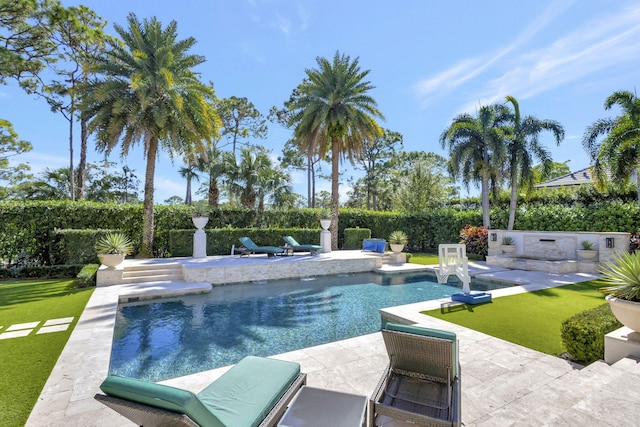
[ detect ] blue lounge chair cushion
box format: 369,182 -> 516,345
238,237 -> 283,254
283,236 -> 322,251
100,375 -> 224,427
385,322 -> 458,377
197,356 -> 301,427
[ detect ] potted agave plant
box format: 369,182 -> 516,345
501,236 -> 516,254
191,203 -> 210,230
598,251 -> 640,332
577,240 -> 597,261
388,230 -> 408,253
96,232 -> 133,268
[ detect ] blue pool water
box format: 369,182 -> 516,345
110,272 -> 508,381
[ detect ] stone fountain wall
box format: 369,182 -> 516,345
486,230 -> 630,274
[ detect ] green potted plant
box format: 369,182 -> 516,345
501,236 -> 516,254
388,230 -> 408,253
96,232 -> 133,268
191,203 -> 210,229
598,251 -> 640,332
577,240 -> 597,261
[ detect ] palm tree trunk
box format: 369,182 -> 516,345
185,176 -> 192,205
330,136 -> 340,250
481,172 -> 491,229
307,157 -> 312,208
637,169 -> 640,209
140,139 -> 158,258
68,100 -> 75,201
208,174 -> 219,206
507,167 -> 518,230
77,113 -> 88,200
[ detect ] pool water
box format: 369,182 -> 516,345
110,271 -> 508,381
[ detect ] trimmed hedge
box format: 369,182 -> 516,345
343,228 -> 372,249
560,303 -> 622,364
167,228 -> 324,257
76,264 -> 99,287
1,200 -> 639,266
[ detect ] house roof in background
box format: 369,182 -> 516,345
534,166 -> 596,188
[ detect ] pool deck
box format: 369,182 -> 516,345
26,251 -> 640,426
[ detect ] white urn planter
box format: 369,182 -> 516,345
320,219 -> 331,230
606,295 -> 640,333
98,254 -> 125,269
501,244 -> 516,254
390,243 -> 404,253
192,216 -> 209,229
577,249 -> 598,261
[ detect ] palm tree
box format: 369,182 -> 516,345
288,52 -> 384,249
80,14 -> 220,256
440,104 -> 510,229
222,147 -> 271,209
179,157 -> 200,206
196,144 -> 225,207
583,90 -> 640,207
504,96 -> 564,230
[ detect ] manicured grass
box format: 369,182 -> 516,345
423,280 -> 608,357
0,279 -> 94,427
408,253 -> 440,265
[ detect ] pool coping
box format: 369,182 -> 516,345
26,257 -> 600,426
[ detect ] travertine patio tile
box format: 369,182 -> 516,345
0,329 -> 32,339
43,317 -> 74,326
37,324 -> 70,334
7,321 -> 40,331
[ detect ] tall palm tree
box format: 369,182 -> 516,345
583,90 -> 640,207
196,144 -> 224,207
440,104 -> 510,229
288,52 -> 384,249
222,147 -> 271,209
504,96 -> 564,230
80,14 -> 220,256
179,157 -> 200,206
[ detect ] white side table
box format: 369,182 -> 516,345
277,386 -> 367,427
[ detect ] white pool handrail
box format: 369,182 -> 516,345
435,244 -> 471,294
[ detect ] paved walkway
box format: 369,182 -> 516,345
26,257 -> 640,426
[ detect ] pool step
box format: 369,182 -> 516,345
121,263 -> 183,284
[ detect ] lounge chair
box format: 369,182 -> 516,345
237,237 -> 284,258
95,356 -> 306,427
369,323 -> 461,427
283,236 -> 323,254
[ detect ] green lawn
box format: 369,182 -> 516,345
0,279 -> 94,427
423,280 -> 608,356
408,253 -> 440,265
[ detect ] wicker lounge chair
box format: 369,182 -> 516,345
369,323 -> 461,427
95,356 -> 306,427
237,237 -> 284,257
283,236 -> 323,254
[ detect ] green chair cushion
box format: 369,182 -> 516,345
385,322 -> 459,377
100,375 -> 224,427
198,356 -> 300,427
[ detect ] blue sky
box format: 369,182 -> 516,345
3,0 -> 640,202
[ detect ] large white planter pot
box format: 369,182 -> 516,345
501,245 -> 516,254
607,295 -> 640,333
390,243 -> 404,253
320,219 -> 331,230
98,254 -> 125,268
192,216 -> 209,229
577,249 -> 598,261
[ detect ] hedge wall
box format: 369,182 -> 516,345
1,200 -> 639,266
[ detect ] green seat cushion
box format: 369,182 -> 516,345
100,375 -> 224,427
385,323 -> 458,377
198,356 -> 300,427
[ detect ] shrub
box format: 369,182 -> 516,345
561,303 -> 622,364
343,228 -> 371,249
76,264 -> 99,287
459,225 -> 488,257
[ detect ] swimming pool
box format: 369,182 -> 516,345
110,271 -> 509,381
